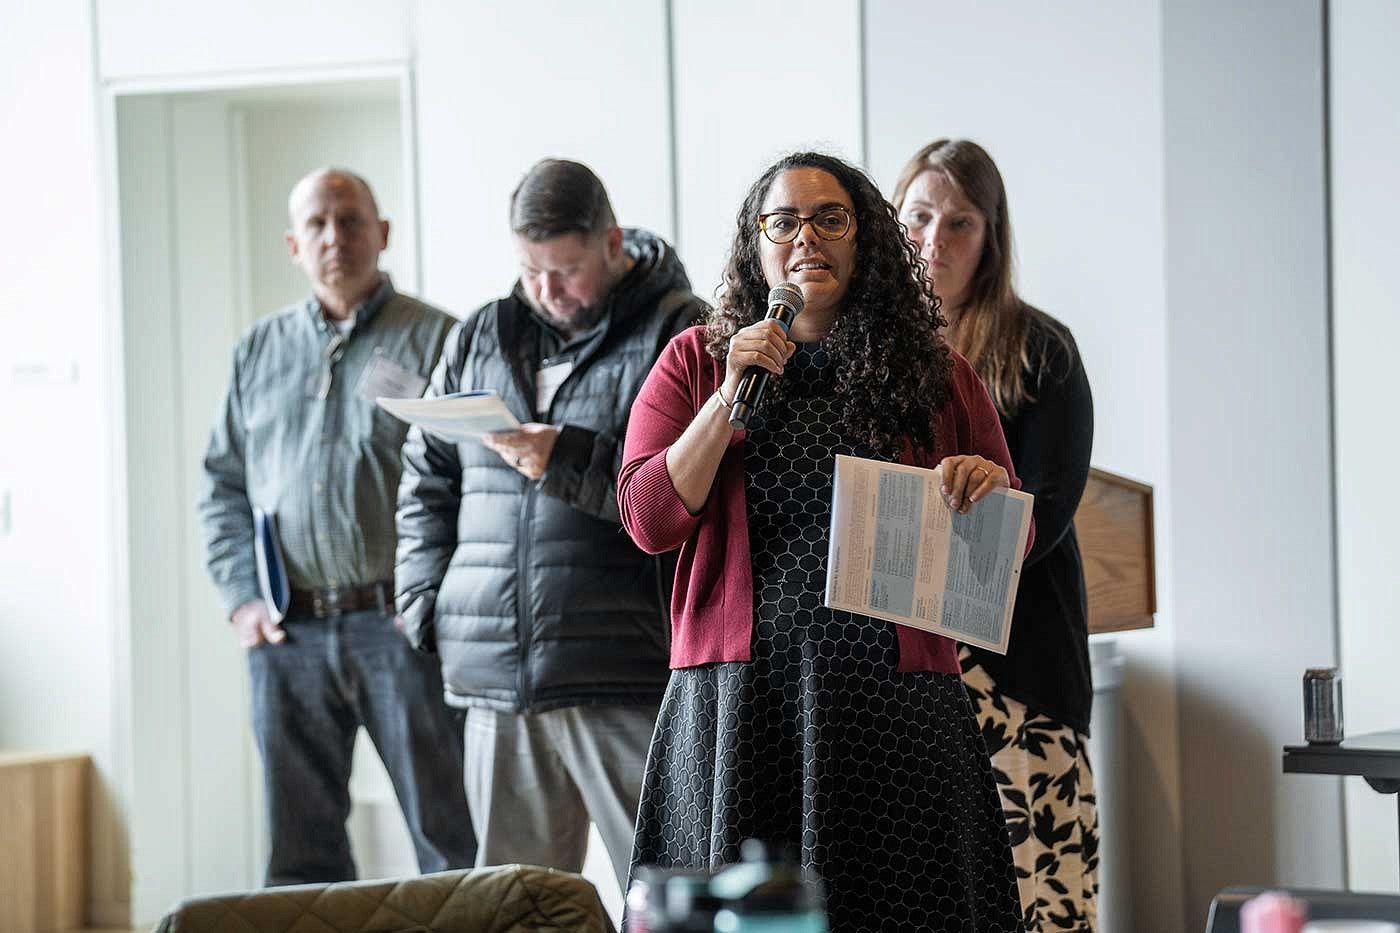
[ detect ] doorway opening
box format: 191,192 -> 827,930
112,73 -> 417,905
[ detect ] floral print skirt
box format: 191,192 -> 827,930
961,650 -> 1100,932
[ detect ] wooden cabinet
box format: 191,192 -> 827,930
0,752 -> 89,933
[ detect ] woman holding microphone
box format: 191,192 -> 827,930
619,151 -> 1027,932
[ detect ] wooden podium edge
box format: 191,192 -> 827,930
1080,467 -> 1156,634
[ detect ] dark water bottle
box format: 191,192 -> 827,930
710,840 -> 829,933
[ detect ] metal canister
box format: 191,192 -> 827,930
1303,667 -> 1344,744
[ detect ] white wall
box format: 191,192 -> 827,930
241,92 -> 410,314
864,2 -> 1181,929
414,0 -> 674,317
118,92 -> 206,917
1164,0 -> 1343,927
1331,0 -> 1400,894
672,0 -> 864,302
0,0 -> 129,924
97,0 -> 411,83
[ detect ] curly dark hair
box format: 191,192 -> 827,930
705,151 -> 954,459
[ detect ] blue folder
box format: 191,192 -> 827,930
253,508 -> 291,624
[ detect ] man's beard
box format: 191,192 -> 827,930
543,299 -> 605,337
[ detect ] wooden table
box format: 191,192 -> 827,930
1284,729 -> 1400,885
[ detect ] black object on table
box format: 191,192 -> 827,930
1284,728 -> 1400,886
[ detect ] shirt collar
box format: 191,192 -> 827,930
308,274 -> 394,334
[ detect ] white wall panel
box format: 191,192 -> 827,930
168,96 -> 264,901
672,0 -> 863,303
1164,0 -> 1341,926
0,4 -> 112,764
1331,0 -> 1400,894
117,90 -> 264,919
415,0 -> 674,317
865,3 -> 1179,929
866,0 -> 1167,488
97,0 -> 411,83
0,0 -> 129,924
116,94 -> 195,921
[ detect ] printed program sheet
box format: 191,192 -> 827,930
824,454 -> 1033,654
377,391 -> 520,443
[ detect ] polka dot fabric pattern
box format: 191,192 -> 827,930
631,342 -> 1023,932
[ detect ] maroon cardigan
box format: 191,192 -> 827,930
618,326 -> 1029,674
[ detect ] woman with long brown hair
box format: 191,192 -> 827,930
893,139 -> 1097,932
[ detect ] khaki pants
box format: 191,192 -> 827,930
464,703 -> 659,894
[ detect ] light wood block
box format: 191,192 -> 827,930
1076,467 -> 1157,633
0,752 -> 89,933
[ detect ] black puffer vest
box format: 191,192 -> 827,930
401,230 -> 703,712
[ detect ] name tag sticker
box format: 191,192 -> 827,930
535,359 -> 574,414
356,349 -> 428,401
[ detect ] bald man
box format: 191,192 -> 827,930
199,168 -> 475,885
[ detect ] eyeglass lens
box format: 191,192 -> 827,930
761,208 -> 850,244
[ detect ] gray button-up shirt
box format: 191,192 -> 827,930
199,278 -> 454,615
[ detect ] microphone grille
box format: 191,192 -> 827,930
768,282 -> 805,315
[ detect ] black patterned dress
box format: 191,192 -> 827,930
630,342 -> 1023,932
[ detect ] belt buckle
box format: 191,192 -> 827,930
314,586 -> 342,619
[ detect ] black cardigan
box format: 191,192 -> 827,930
964,312 -> 1095,734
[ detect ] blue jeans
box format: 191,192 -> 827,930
248,607 -> 475,885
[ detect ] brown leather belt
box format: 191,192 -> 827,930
288,580 -> 393,619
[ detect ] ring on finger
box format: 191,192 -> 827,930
972,466 -> 989,480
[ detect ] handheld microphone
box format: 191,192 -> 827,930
727,282 -> 805,430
